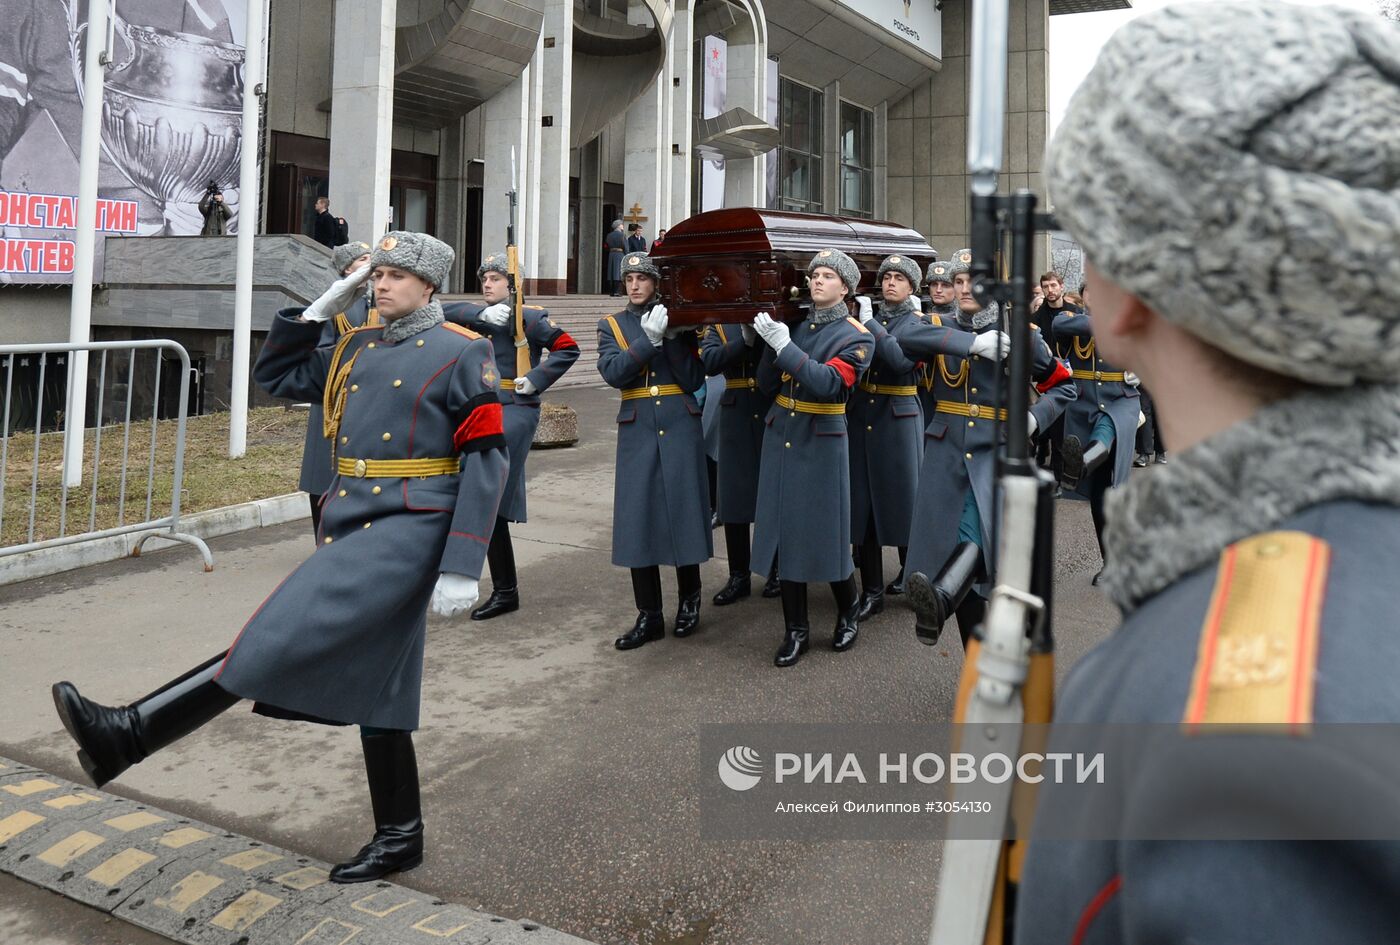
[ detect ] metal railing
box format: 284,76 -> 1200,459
0,340 -> 213,571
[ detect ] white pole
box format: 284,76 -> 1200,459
229,0 -> 266,457
63,0 -> 111,487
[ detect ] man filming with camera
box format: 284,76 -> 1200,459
198,181 -> 230,236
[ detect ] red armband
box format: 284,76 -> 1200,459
825,357 -> 857,388
453,402 -> 504,452
1035,359 -> 1072,394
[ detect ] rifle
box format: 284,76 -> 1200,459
926,0 -> 1059,942
506,147 -> 530,379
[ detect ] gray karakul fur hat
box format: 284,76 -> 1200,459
620,252 -> 660,280
331,240 -> 372,275
925,258 -> 956,285
477,251 -> 510,280
944,248 -> 972,279
1046,1 -> 1400,386
370,231 -> 454,290
808,249 -> 860,293
877,253 -> 922,292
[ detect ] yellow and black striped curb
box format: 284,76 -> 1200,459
0,757 -> 592,945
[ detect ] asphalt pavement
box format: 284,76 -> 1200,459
0,383 -> 1120,945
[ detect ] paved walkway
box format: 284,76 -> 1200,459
0,384 -> 1119,945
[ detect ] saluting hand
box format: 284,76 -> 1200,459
481,302 -> 512,328
302,265 -> 373,323
969,330 -> 1011,361
753,313 -> 791,354
430,573 -> 479,618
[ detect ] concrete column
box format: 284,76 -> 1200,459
874,101 -> 888,220
526,43 -> 545,289
623,81 -> 667,245
482,68 -> 533,270
534,0 -> 574,294
438,116 -> 470,292
821,80 -> 840,214
578,137 -> 603,293
669,0 -> 694,224
329,0 -> 396,240
722,37 -> 765,208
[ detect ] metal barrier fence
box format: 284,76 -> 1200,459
0,340 -> 213,571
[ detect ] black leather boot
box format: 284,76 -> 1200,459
472,519 -> 519,620
673,592 -> 702,637
52,652 -> 238,788
855,588 -> 884,622
470,586 -> 519,620
774,581 -> 810,667
885,564 -> 907,596
330,731 -> 424,883
908,542 -> 983,646
1060,435 -> 1111,490
615,611 -> 665,649
712,573 -> 751,606
762,566 -> 782,598
832,577 -> 861,652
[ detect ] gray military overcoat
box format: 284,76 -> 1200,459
298,294 -> 376,496
700,324 -> 771,524
217,307 -> 507,731
1052,310 -> 1139,493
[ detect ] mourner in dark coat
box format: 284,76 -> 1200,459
700,321 -> 775,605
457,252 -> 580,620
52,232 -> 508,886
299,240 -> 376,536
1012,5 -> 1400,941
597,253 -> 713,649
605,220 -> 627,295
905,249 -> 1076,648
1052,283 -> 1140,583
750,250 -> 875,667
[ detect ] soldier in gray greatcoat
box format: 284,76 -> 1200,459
915,257 -> 961,427
457,252 -> 581,620
298,239 -> 375,536
597,253 -> 713,649
905,248 -> 1076,648
1052,282 -> 1140,584
700,321 -> 777,605
1011,6 -> 1400,941
750,250 -> 875,667
52,232 -> 508,886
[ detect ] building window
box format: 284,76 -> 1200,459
839,102 -> 874,219
777,79 -> 823,213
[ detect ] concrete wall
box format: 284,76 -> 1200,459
0,288 -> 75,345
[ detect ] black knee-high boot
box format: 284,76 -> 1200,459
908,542 -> 984,646
774,581 -> 810,667
714,523 -> 752,605
955,594 -> 988,650
330,730 -> 424,883
856,527 -> 884,621
616,566 -> 665,649
674,564 -> 702,637
472,517 -> 520,620
886,547 -> 908,595
1088,466 -> 1110,584
52,652 -> 240,788
831,574 -> 861,651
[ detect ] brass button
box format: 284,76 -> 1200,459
1099,404 -> 1106,410
658,429 -> 665,436
972,355 -> 980,361
371,485 -> 382,495
350,384 -> 359,392
323,536 -> 333,544
971,387 -> 978,394
969,404 -> 982,418
367,342 -> 376,349
784,442 -> 791,448
338,489 -> 347,497
382,432 -> 392,441
790,411 -> 796,417
753,414 -> 759,419
866,425 -> 872,431
795,383 -> 801,389
363,522 -> 372,529
393,379 -> 402,388
340,436 -> 348,445
869,398 -> 875,405
649,385 -> 660,397
965,452 -> 973,459
968,421 -> 975,427
1094,370 -> 1103,380
747,378 -> 756,388
417,339 -> 425,347
354,459 -> 367,478
655,400 -> 662,406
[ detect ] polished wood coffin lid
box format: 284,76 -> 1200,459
650,208 -> 937,325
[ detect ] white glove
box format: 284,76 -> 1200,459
303,265 -> 373,323
856,296 -> 874,323
1124,371 -> 1141,388
1027,412 -> 1039,437
641,305 -> 669,345
741,324 -> 757,346
513,376 -> 538,396
969,330 -> 1010,361
430,573 -> 479,618
481,302 -> 512,328
753,313 -> 791,355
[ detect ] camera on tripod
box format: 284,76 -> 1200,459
204,180 -> 223,200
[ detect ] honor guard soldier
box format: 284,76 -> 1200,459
1014,5 -> 1400,941
701,318 -> 779,604
464,253 -> 581,619
905,248 -> 1076,648
298,240 -> 376,535
597,253 -> 713,648
51,232 -> 509,884
750,250 -> 874,666
847,254 -> 977,621
916,257 -> 961,429
1053,282 -> 1140,583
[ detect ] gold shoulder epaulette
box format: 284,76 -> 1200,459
525,304 -> 544,310
1183,531 -> 1329,731
441,322 -> 482,340
930,314 -> 943,327
847,316 -> 871,334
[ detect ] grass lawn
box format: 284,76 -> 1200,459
2,406 -> 309,548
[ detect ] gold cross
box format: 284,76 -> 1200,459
624,203 -> 648,225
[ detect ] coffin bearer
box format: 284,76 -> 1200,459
466,253 -> 581,619
701,320 -> 776,604
52,231 -> 508,883
750,250 -> 875,667
299,240 -> 376,536
605,220 -> 627,296
596,253 -> 713,648
1053,282 -> 1140,583
905,249 -> 1076,648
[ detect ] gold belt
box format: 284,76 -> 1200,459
775,393 -> 847,416
622,384 -> 687,400
499,378 -> 517,391
1071,369 -> 1125,382
725,377 -> 758,390
859,381 -> 919,396
336,457 -> 460,479
936,402 -> 1009,422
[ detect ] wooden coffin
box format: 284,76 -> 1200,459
650,208 -> 937,326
